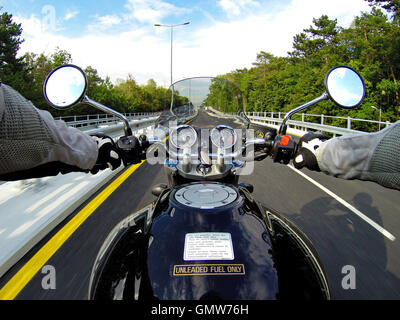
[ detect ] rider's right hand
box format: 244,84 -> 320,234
292,132 -> 330,171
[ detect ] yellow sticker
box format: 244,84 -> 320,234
173,264 -> 245,276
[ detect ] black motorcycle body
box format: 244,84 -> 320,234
88,181 -> 331,300
42,65 -> 366,300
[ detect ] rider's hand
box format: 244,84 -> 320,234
293,132 -> 330,171
90,134 -> 122,174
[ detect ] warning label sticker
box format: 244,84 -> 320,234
173,264 -> 245,276
183,233 -> 234,261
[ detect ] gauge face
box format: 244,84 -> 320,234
210,125 -> 237,149
170,125 -> 197,149
255,129 -> 265,138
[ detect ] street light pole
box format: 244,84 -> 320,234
371,105 -> 382,131
170,25 -> 173,86
154,22 -> 190,86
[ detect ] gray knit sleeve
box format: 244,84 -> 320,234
316,121 -> 400,190
0,83 -> 98,175
365,121 -> 400,190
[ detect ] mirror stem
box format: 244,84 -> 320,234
279,92 -> 329,135
82,96 -> 133,136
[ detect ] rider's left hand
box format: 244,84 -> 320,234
90,134 -> 122,174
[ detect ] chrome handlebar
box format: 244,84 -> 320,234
147,137 -> 270,161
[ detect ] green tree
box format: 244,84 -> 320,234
21,48 -> 75,114
367,0 -> 400,23
342,8 -> 400,117
290,15 -> 342,67
0,10 -> 27,91
214,6 -> 400,130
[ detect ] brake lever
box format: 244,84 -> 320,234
254,153 -> 269,161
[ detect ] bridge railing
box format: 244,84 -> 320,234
55,112 -> 162,129
245,112 -> 392,136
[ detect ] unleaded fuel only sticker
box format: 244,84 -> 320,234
173,264 -> 245,276
183,233 -> 234,261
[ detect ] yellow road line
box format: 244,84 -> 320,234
0,161 -> 144,300
0,114 -> 197,300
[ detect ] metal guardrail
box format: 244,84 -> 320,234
82,117 -> 158,135
246,112 -> 392,136
56,108 -> 385,137
59,108 -> 199,137
56,112 -> 162,129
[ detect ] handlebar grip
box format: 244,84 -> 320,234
271,134 -> 297,164
117,135 -> 140,165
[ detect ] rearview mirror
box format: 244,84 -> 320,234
43,64 -> 133,136
278,65 -> 366,135
325,66 -> 366,108
43,64 -> 87,109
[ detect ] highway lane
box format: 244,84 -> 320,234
0,124 -> 154,281
251,160 -> 400,299
0,110 -> 399,300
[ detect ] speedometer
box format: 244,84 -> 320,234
170,125 -> 197,149
210,125 -> 237,149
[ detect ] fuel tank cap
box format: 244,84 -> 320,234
174,184 -> 238,209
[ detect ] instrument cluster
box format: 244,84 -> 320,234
170,125 -> 237,150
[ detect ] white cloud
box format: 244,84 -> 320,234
17,25 -> 170,85
15,0 -> 371,87
124,0 -> 189,23
170,0 -> 370,80
218,0 -> 260,17
13,14 -> 43,36
64,10 -> 78,21
88,14 -> 122,31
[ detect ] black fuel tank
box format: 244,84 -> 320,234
143,182 -> 279,300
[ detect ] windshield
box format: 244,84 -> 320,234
154,77 -> 250,132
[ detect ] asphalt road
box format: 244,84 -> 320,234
1,110 -> 399,300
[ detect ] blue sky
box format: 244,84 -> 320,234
1,0 -> 371,86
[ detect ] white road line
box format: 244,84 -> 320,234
25,183 -> 73,213
6,181 -> 91,239
288,165 -> 396,242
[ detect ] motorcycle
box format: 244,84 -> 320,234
43,64 -> 366,300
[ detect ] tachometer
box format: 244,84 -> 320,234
170,125 -> 197,149
210,125 -> 237,149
